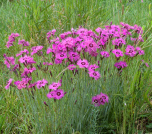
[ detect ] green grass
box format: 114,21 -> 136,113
0,0 -> 152,133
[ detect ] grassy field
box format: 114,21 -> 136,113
0,0 -> 152,133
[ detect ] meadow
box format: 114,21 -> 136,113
0,0 -> 152,133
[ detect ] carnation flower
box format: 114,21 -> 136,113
88,71 -> 101,80
36,79 -> 48,89
77,59 -> 89,68
5,78 -> 13,89
49,82 -> 61,90
112,49 -> 123,58
100,51 -> 110,58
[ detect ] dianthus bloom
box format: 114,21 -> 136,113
36,79 -> 48,89
31,46 -> 43,56
47,89 -> 65,100
125,45 -> 136,57
67,64 -> 76,70
88,71 -> 101,80
4,54 -> 15,68
18,40 -> 29,46
14,80 -> 28,90
112,49 -> 123,58
5,78 -> 13,89
114,61 -> 128,69
77,59 -> 89,68
49,81 -> 61,90
136,47 -> 144,55
100,51 -> 110,58
88,64 -> 99,72
92,92 -> 109,107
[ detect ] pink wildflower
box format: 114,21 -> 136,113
77,59 -> 89,68
18,40 -> 29,46
88,71 -> 101,80
5,78 -> 13,89
100,51 -> 110,58
49,82 -> 61,90
36,79 -> 48,89
112,49 -> 123,58
88,64 -> 99,72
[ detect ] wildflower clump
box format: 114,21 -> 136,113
4,22 -> 146,107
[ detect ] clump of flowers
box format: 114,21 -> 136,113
4,22 -> 146,107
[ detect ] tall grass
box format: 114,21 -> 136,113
1,0 -> 152,133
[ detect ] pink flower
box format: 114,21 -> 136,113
18,40 -> 29,46
88,64 -> 99,72
6,41 -> 14,48
53,89 -> 65,100
112,49 -> 123,58
49,82 -> 61,90
4,55 -> 15,68
8,33 -> 20,42
16,49 -> 29,57
136,47 -> 144,55
46,47 -> 52,54
100,92 -> 109,103
47,89 -> 65,100
114,61 -> 128,69
67,64 -> 76,70
14,80 -> 27,90
92,92 -> 109,107
68,52 -> 80,62
88,71 -> 101,80
100,51 -> 110,58
77,59 -> 89,68
28,82 -> 37,88
5,78 -> 13,89
31,46 -> 43,56
36,79 -> 48,89
112,38 -> 126,46
56,52 -> 67,60
18,55 -> 36,65
125,45 -> 136,57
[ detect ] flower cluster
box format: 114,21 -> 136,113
4,22 -> 146,106
92,92 -> 109,107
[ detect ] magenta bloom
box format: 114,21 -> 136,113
92,92 -> 109,107
18,55 -> 36,65
36,79 -> 48,89
100,51 -> 110,58
136,47 -> 144,55
47,89 -> 65,100
4,56 -> 15,68
18,40 -> 29,46
16,49 -> 29,57
31,46 -> 43,56
100,92 -> 109,103
47,90 -> 56,99
5,78 -> 13,89
68,52 -> 80,62
112,49 -> 123,58
114,61 -> 128,69
56,52 -> 67,60
14,80 -> 27,90
49,82 -> 61,90
67,64 -> 76,70
88,71 -> 101,80
6,41 -> 14,48
88,64 -> 99,72
53,89 -> 65,100
125,45 -> 136,57
28,82 -> 37,88
77,59 -> 89,68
